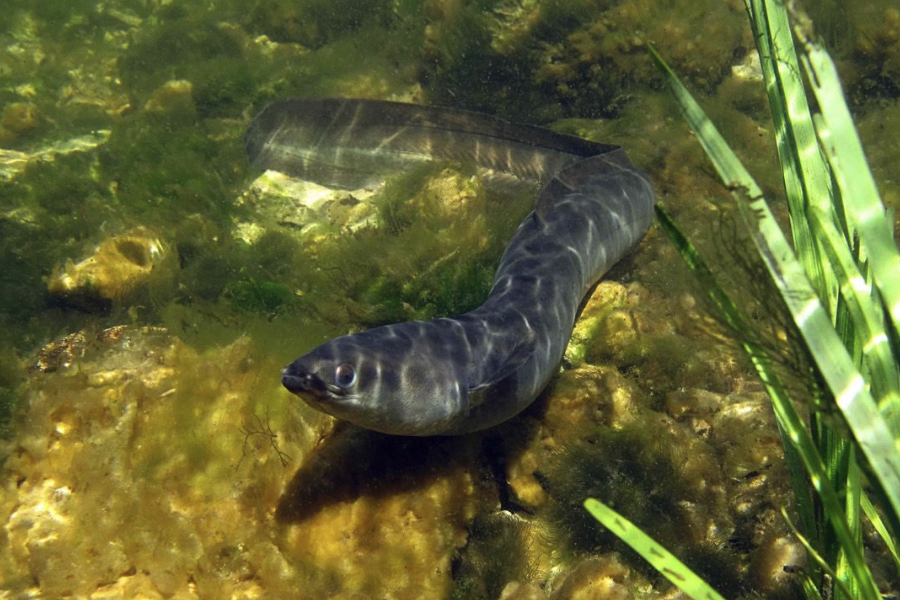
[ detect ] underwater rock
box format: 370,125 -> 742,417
748,531 -> 806,594
564,281 -> 667,370
47,227 -> 173,311
239,159 -> 509,326
247,0 -> 392,48
409,166 -> 486,220
450,510 -> 542,599
0,130 -> 110,182
857,100 -> 900,212
421,0 -> 749,119
730,50 -> 763,84
545,364 -> 642,435
498,580 -> 546,600
504,439 -> 548,511
548,554 -> 642,600
1,101 -> 40,138
2,327 -> 184,597
709,392 -> 783,481
534,0 -> 749,104
243,162 -> 490,241
847,5 -> 900,103
483,0 -> 546,56
6,479 -> 132,596
536,413 -> 732,559
662,386 -> 801,595
242,169 -> 379,238
144,79 -> 196,117
275,424 -> 494,598
30,325 -> 152,373
564,281 -> 631,367
54,40 -> 131,117
664,386 -> 724,426
0,328 -> 501,599
708,390 -> 794,578
502,363 -> 616,507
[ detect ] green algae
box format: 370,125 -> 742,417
167,159 -> 521,330
282,24 -> 426,104
119,17 -> 271,120
98,115 -> 246,225
450,512 -> 538,600
540,425 -> 686,558
18,152 -> 109,225
537,421 -> 734,583
261,163 -> 534,329
0,151 -> 117,346
421,0 -> 749,121
225,278 -> 295,316
0,347 -> 23,440
246,0 -> 393,48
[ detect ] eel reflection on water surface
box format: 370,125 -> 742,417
245,99 -> 656,436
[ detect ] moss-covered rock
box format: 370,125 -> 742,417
420,0 -> 750,121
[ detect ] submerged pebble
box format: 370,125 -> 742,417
1,101 -> 40,134
143,79 -> 196,116
47,227 -> 171,311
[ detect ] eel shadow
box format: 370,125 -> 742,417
275,384 -> 552,524
276,423 -> 482,524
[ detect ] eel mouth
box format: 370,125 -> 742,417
281,367 -> 354,405
281,369 -> 332,402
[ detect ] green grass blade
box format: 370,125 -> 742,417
648,45 -> 890,599
767,366 -> 880,600
800,577 -> 823,600
800,39 -> 900,434
583,498 -> 727,600
750,3 -> 900,576
748,1 -> 900,422
836,443 -> 863,600
808,206 -> 900,421
748,0 -> 831,301
861,491 -> 900,576
650,35 -> 900,533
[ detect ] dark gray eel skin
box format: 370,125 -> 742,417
245,98 -> 655,436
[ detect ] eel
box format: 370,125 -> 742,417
245,98 -> 655,436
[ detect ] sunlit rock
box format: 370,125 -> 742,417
548,554 -> 642,600
144,80 -> 196,116
48,227 -> 173,311
1,328 -> 495,598
1,101 -> 40,136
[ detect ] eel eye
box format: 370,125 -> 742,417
334,363 -> 357,388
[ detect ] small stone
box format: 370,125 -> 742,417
1,102 -> 40,134
549,555 -> 639,600
144,80 -> 195,115
48,228 -> 172,311
499,580 -> 547,600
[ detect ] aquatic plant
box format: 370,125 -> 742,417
224,277 -> 295,316
450,511 -> 538,600
586,2 -> 900,599
543,424 -> 724,564
420,0 -> 748,121
246,0 -> 393,48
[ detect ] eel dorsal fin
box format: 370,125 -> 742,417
245,98 -> 620,190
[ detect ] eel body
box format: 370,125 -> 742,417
246,98 -> 655,436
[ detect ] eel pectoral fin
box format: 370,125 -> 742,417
466,332 -> 536,408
